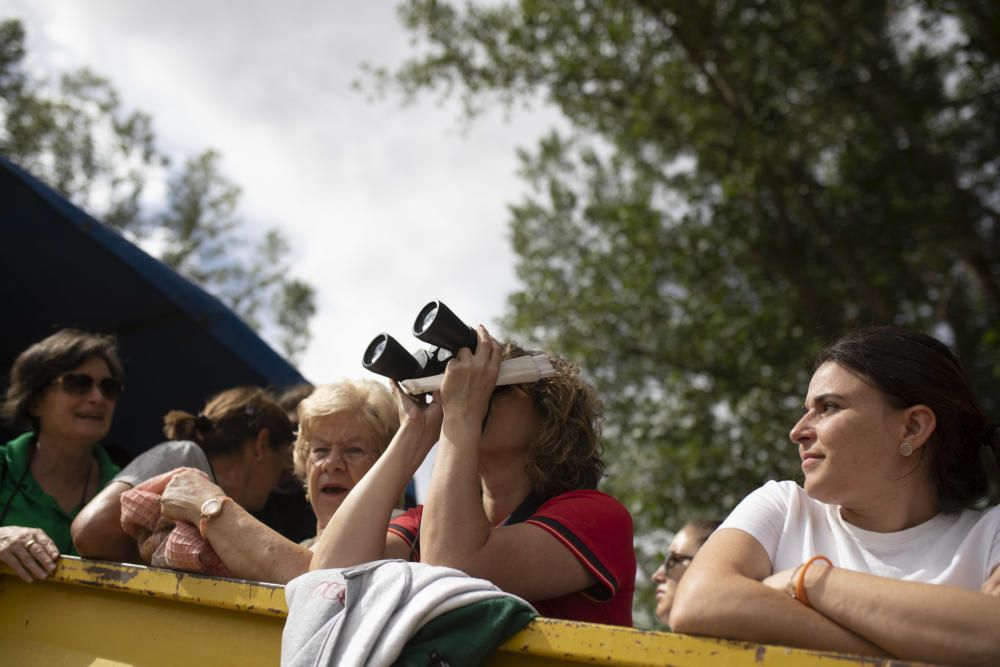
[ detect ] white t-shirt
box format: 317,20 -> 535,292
721,480 -> 1000,590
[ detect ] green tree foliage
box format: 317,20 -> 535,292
157,151 -> 316,360
0,18 -> 314,362
374,0 -> 1000,623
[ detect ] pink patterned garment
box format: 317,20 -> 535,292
119,467 -> 232,577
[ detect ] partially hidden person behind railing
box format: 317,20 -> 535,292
650,518 -> 721,628
72,380 -> 397,584
311,326 -> 636,626
254,382 -> 319,544
1,329 -> 124,582
670,326 -> 1000,666
278,382 -> 315,434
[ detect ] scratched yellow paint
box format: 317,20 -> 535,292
1,557 -> 925,666
1,557 -> 284,667
487,617 -> 911,667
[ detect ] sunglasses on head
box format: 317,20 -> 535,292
51,373 -> 124,401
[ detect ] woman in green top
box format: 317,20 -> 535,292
0,329 -> 122,582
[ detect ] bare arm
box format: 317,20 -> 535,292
74,440 -> 212,563
419,328 -> 596,601
982,563 -> 1000,596
422,416 -> 596,600
794,558 -> 1000,666
198,503 -> 312,584
159,471 -> 312,584
71,481 -> 141,562
669,528 -> 886,656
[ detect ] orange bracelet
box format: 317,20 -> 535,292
793,555 -> 832,607
785,562 -> 805,599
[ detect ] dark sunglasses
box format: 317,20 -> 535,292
662,551 -> 694,573
51,373 -> 124,401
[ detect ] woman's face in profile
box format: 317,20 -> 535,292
30,356 -> 117,446
651,527 -> 701,626
789,361 -> 909,507
304,412 -> 382,529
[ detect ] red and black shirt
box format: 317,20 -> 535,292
388,488 -> 635,627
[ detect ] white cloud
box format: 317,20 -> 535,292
6,0 -> 566,382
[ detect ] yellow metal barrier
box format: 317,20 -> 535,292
1,557 -> 927,666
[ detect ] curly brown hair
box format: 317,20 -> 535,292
502,342 -> 606,500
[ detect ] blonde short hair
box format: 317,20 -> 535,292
292,379 -> 398,481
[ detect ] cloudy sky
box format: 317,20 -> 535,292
4,0 -> 563,384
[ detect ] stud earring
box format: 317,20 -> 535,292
899,442 -> 913,457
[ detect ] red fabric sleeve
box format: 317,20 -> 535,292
525,489 -> 635,602
387,505 -> 424,548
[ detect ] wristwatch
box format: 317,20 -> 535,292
198,496 -> 231,539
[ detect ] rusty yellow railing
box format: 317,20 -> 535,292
1,557 -> 923,666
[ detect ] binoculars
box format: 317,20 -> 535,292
362,301 -> 477,381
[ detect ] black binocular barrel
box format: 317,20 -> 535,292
413,300 -> 477,353
362,333 -> 427,380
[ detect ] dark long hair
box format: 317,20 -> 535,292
817,327 -> 998,512
2,329 -> 123,432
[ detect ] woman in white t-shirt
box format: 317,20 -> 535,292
670,327 -> 1000,665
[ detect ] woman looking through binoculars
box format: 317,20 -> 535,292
311,326 -> 636,625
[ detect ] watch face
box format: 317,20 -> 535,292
202,497 -> 223,516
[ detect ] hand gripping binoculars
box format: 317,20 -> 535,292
362,301 -> 477,381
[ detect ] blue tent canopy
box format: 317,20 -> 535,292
0,155 -> 309,456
